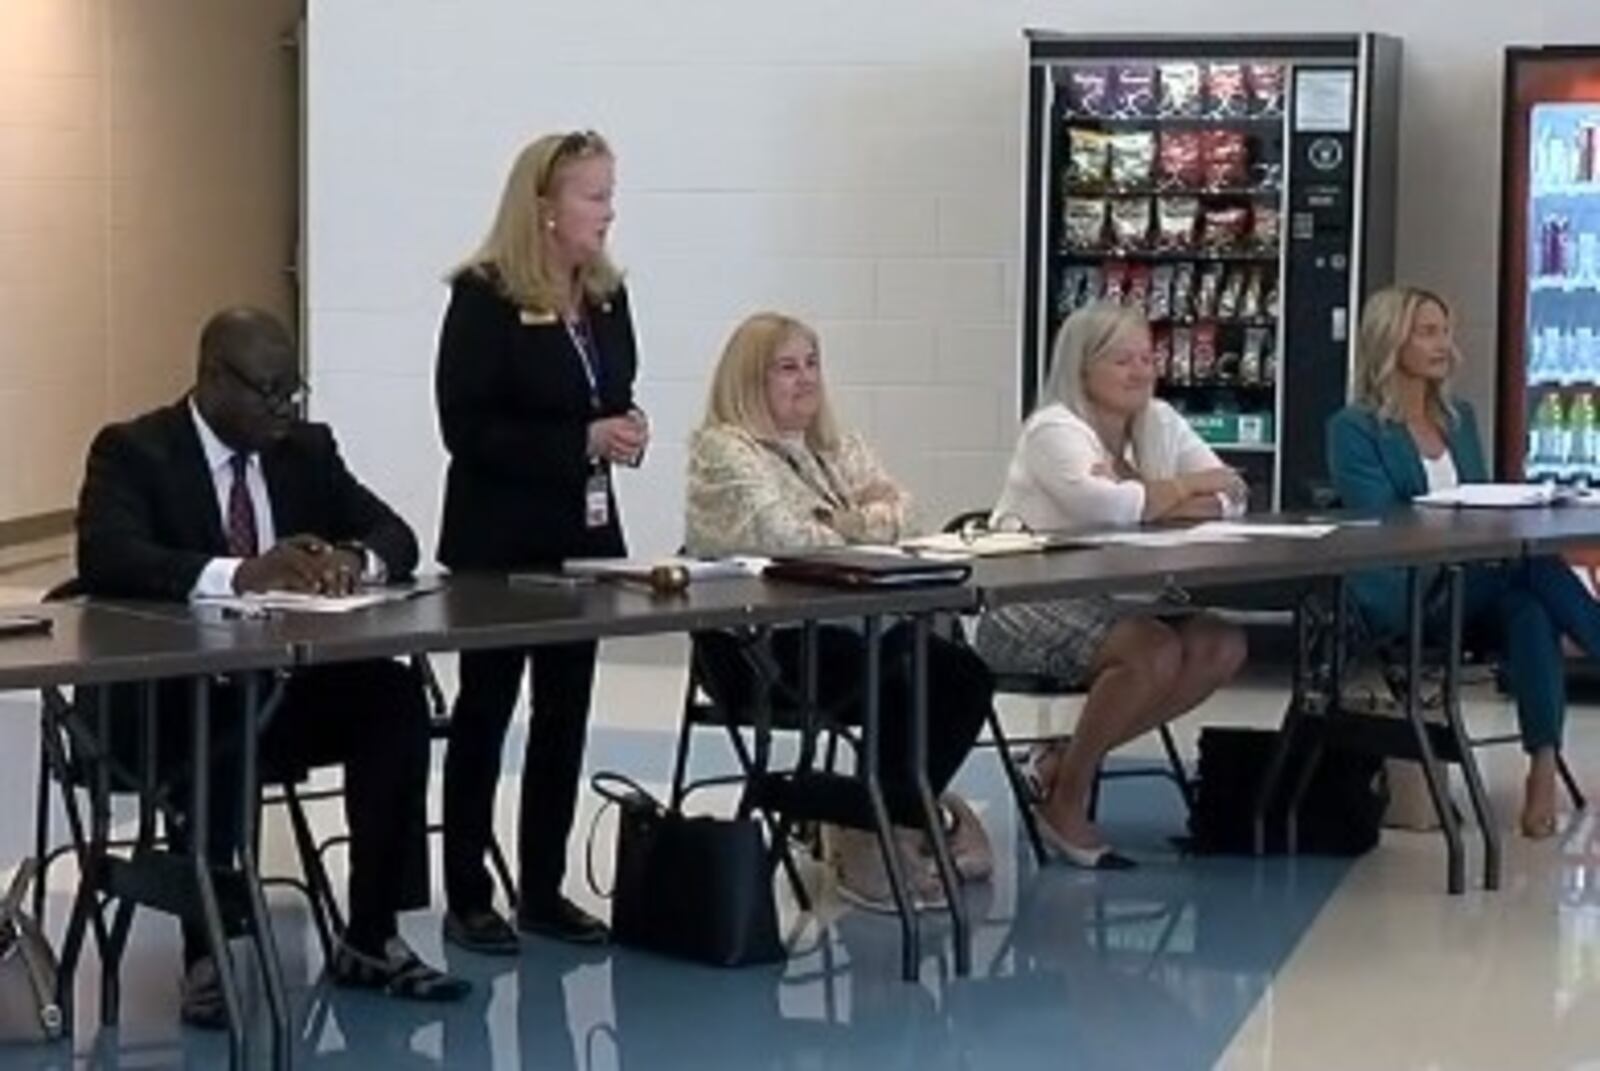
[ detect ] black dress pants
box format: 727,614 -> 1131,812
112,660 -> 433,958
443,641 -> 598,914
695,623 -> 993,826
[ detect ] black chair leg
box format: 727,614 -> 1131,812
32,728 -> 51,926
1158,724 -> 1195,813
486,833 -> 519,912
669,694 -> 699,811
984,708 -> 1046,865
1558,753 -> 1587,811
282,784 -> 338,960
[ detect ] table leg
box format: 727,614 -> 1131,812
908,614 -> 969,977
237,672 -> 292,1069
101,683 -> 161,1026
46,696 -> 97,1029
861,614 -> 919,981
191,677 -> 248,1067
1440,565 -> 1500,891
1400,569 -> 1465,895
1254,587 -> 1314,855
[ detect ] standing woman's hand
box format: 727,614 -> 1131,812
622,407 -> 650,467
587,415 -> 646,465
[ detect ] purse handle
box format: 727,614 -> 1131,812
584,771 -> 664,901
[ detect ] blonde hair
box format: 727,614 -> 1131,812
1040,302 -> 1163,472
450,131 -> 623,313
1354,285 -> 1459,425
703,312 -> 841,451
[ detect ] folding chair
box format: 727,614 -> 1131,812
943,510 -> 1195,865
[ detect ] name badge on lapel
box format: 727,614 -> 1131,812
585,471 -> 611,529
519,309 -> 558,326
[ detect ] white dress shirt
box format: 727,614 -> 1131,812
189,401 -> 275,598
994,400 -> 1240,530
187,402 -> 385,598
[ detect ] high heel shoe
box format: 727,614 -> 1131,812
1029,805 -> 1136,870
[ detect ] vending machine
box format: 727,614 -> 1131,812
1496,46 -> 1600,484
1022,32 -> 1403,509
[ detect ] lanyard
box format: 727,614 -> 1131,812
563,311 -> 603,410
764,440 -> 851,511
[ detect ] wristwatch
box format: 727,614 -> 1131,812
334,540 -> 385,583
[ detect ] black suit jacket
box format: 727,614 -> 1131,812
76,399 -> 419,600
435,270 -> 636,569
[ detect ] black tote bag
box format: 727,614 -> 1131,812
587,773 -> 784,968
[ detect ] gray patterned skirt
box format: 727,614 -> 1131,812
974,591 -> 1199,687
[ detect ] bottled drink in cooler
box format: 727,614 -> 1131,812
1571,391 -> 1597,470
1532,391 -> 1568,469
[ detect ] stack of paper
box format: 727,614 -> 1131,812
1189,521 -> 1337,539
195,590 -> 410,616
1414,483 -> 1565,509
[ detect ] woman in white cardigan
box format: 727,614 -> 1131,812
976,302 -> 1248,868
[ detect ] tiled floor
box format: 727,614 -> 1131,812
4,643 -> 1600,1068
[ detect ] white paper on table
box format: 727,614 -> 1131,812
1077,530 -> 1250,549
1189,521 -> 1337,539
1414,483 -> 1566,509
561,556 -> 769,582
195,590 -> 408,616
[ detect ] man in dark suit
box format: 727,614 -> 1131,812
76,308 -> 468,1027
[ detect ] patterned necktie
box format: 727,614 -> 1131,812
226,454 -> 259,558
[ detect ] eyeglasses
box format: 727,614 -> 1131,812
956,512 -> 1030,545
219,359 -> 309,416
538,129 -> 606,193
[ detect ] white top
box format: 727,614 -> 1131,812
189,401 -> 275,598
1420,449 -> 1460,493
993,400 -> 1233,530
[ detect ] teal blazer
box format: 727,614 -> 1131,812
1326,399 -> 1488,635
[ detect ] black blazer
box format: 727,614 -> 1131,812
435,270 -> 636,568
76,399 -> 418,600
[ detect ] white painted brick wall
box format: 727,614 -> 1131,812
307,0 -> 1600,561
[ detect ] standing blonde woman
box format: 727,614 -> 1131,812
436,131 -> 647,952
1329,284 -> 1597,837
975,302 -> 1248,868
686,311 -> 993,914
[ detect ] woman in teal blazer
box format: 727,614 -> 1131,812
1329,285 -> 1597,838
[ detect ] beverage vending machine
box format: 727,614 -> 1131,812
1497,46 -> 1600,483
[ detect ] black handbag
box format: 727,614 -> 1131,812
586,773 -> 784,968
1186,726 -> 1386,856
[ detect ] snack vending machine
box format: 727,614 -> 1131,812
1022,32 -> 1402,509
1496,46 -> 1600,485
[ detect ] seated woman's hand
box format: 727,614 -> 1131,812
1181,466 -> 1246,501
856,479 -> 901,506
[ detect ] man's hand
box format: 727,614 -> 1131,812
233,541 -> 321,594
234,535 -> 363,595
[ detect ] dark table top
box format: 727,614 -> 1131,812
0,602 -> 291,691
22,506 -> 1595,682
96,572 -> 980,667
1465,504 -> 1600,555
968,509 -> 1531,608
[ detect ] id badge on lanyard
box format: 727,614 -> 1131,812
567,312 -> 611,529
